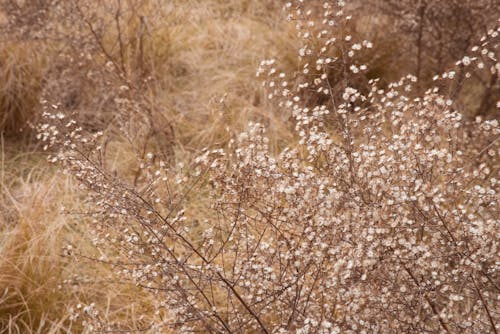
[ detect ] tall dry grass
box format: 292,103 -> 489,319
0,142 -> 74,333
0,42 -> 48,139
0,1 -> 300,332
0,142 -> 169,333
0,0 -> 498,332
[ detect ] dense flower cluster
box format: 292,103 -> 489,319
39,1 -> 499,333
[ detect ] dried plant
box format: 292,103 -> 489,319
34,0 -> 500,333
358,0 -> 499,116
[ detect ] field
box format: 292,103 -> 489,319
0,1 -> 498,333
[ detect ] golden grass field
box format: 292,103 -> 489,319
0,0 -> 498,333
0,2 -> 298,332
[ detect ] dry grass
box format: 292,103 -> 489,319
0,0 -> 497,332
0,141 -> 163,333
139,0 -> 297,153
0,1 -> 298,331
0,41 -> 48,139
0,142 -> 75,332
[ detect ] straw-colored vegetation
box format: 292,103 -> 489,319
0,0 -> 498,333
0,2 -> 297,332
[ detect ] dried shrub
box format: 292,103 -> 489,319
358,0 -> 499,116
38,1 -> 499,333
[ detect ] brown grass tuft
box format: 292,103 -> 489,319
0,42 -> 48,139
